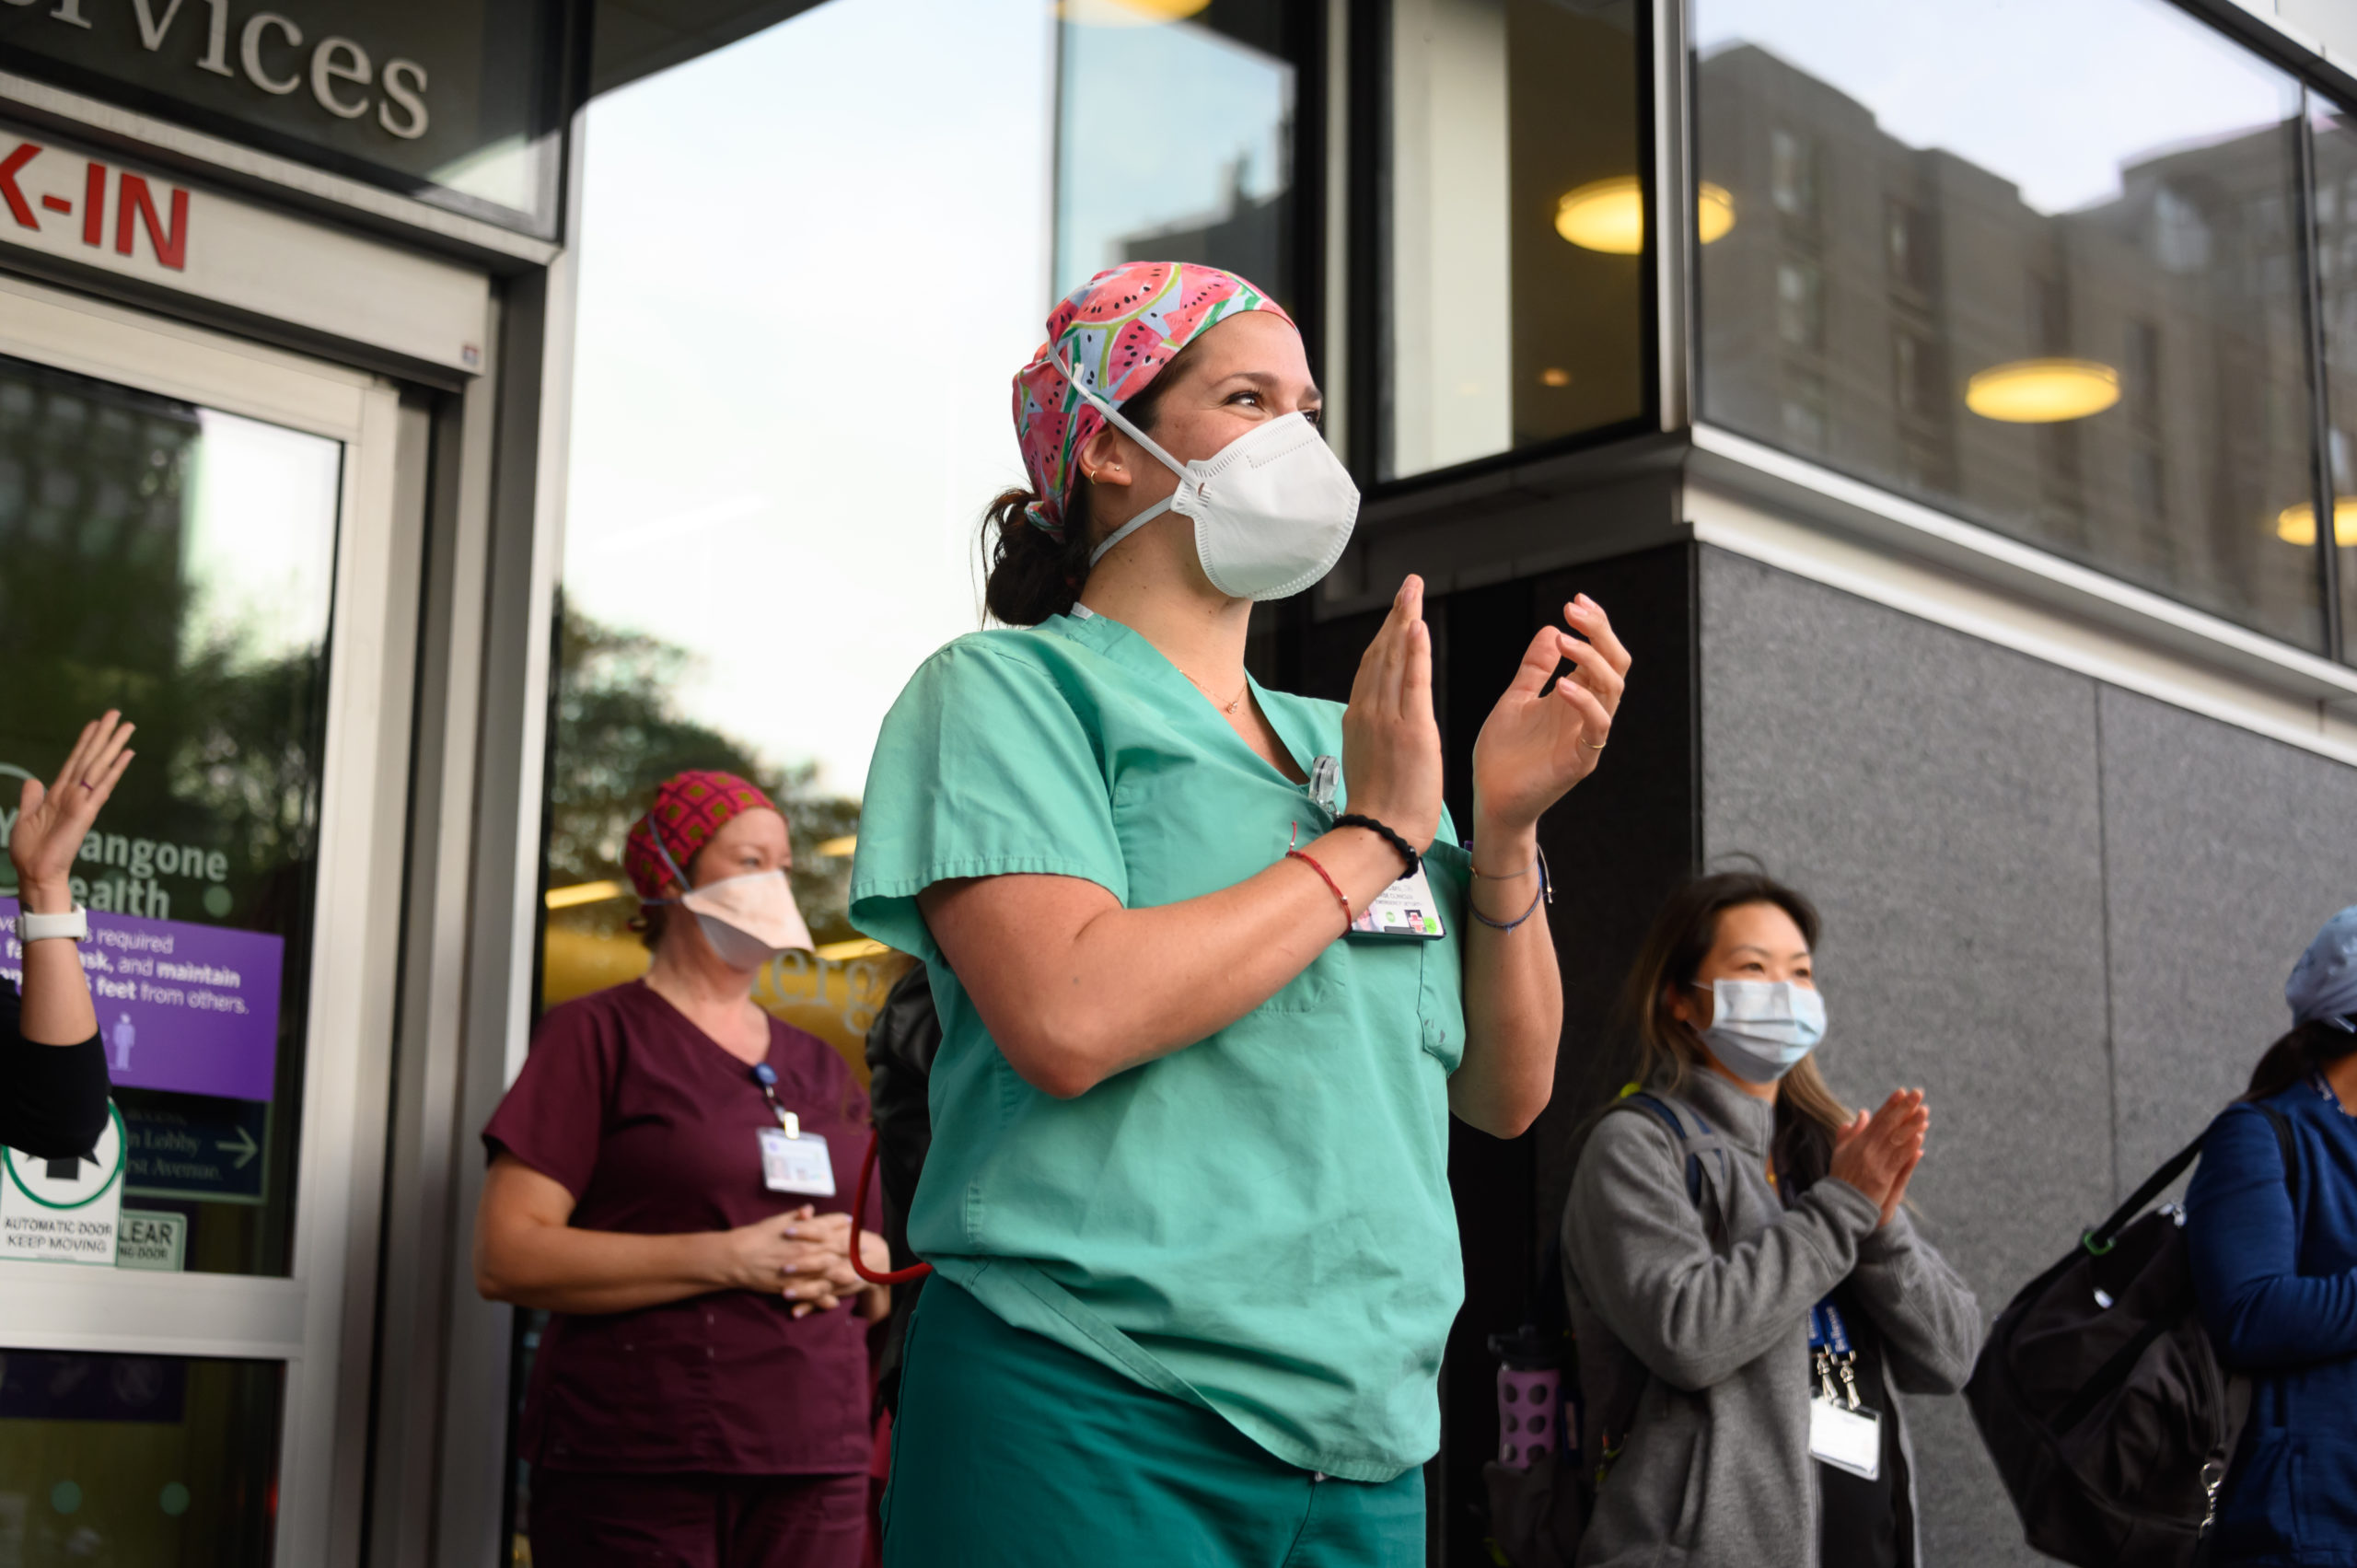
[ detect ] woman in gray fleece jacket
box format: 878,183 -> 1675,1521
1562,872 -> 1980,1568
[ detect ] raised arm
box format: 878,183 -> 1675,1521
920,581 -> 1446,1100
1455,598 -> 1631,1135
10,713 -> 135,1048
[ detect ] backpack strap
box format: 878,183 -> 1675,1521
1617,1090 -> 1736,1230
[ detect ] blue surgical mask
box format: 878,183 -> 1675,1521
1693,979 -> 1827,1085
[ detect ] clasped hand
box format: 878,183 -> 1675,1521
1341,577 -> 1631,848
716,1207 -> 888,1318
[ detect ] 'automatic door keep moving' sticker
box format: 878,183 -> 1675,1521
1,1104 -> 126,1265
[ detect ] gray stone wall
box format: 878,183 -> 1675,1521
1695,546 -> 2357,1564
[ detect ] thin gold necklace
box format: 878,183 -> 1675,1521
1178,668 -> 1249,716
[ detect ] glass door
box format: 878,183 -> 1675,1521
0,273 -> 410,1565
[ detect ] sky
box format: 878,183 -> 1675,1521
562,0 -> 1054,798
1697,0 -> 2300,215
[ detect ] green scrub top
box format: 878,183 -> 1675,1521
850,607 -> 1470,1483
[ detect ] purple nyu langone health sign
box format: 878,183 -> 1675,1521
1,899 -> 284,1103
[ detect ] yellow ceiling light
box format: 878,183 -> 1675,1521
2275,498 -> 2357,548
545,878 -> 628,910
813,937 -> 891,962
1060,0 -> 1211,23
1553,178 -> 1736,254
1964,359 -> 2121,424
813,834 -> 858,857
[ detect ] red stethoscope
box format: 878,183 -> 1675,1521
849,1130 -> 931,1285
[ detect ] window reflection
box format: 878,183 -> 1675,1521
1386,0 -> 1646,481
0,1349 -> 281,1566
1697,0 -> 2323,649
545,0 -> 1051,1072
2312,99 -> 2357,660
0,355 -> 339,1279
1053,3 -> 1308,310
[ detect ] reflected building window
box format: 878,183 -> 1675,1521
2312,100 -> 2357,660
1697,0 -> 2325,650
1384,0 -> 1647,481
1053,3 -> 1315,312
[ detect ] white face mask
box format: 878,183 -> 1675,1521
1694,979 -> 1828,1085
1064,348 -> 1359,601
679,868 -> 814,970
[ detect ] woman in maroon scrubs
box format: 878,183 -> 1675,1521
473,771 -> 888,1568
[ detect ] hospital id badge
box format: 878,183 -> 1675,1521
1349,864 -> 1446,940
758,1127 -> 836,1196
1808,1398 -> 1880,1481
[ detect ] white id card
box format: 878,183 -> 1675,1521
1809,1398 -> 1881,1481
1349,864 -> 1446,940
758,1128 -> 836,1196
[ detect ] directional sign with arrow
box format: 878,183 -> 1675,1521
121,1098 -> 269,1206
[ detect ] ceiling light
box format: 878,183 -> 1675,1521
1060,0 -> 1211,23
545,878 -> 628,910
1964,359 -> 2120,424
1540,367 -> 1573,388
1553,178 -> 1736,254
814,835 -> 858,857
2275,498 -> 2357,548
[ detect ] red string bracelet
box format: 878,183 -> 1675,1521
1286,848 -> 1354,934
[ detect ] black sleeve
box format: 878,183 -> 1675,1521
0,980 -> 114,1158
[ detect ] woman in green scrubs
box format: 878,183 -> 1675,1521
851,261 -> 1630,1565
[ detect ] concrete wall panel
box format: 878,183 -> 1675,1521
2096,686 -> 2357,1188
1698,548 -> 2112,1564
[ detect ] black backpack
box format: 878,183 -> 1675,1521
1965,1105 -> 2296,1568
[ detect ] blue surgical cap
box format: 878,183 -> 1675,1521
2286,904 -> 2357,1033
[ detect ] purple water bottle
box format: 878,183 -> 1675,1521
1488,1325 -> 1564,1470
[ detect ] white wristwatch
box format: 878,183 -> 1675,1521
17,905 -> 89,944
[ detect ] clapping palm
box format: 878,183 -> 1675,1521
1470,596 -> 1631,830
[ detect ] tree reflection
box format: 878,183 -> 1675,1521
547,600 -> 863,948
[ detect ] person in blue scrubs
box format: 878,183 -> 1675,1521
2189,904 -> 2357,1566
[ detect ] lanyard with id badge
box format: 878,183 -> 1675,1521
1807,1299 -> 1880,1481
749,1062 -> 836,1197
1292,756 -> 1448,944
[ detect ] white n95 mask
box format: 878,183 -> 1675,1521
1695,979 -> 1828,1085
679,869 -> 814,970
1064,350 -> 1359,601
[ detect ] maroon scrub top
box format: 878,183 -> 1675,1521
482,980 -> 880,1475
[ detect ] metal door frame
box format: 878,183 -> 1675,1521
0,269 -> 418,1566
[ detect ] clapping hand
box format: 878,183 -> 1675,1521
1470,598 -> 1630,833
1829,1088 -> 1930,1228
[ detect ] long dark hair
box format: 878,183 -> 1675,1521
2242,1017 -> 2357,1101
1618,870 -> 1852,1190
981,343 -> 1195,626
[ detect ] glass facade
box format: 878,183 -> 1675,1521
0,1350 -> 281,1566
540,0 -> 1049,1064
1696,0 -> 2327,650
1384,0 -> 1647,481
1054,2 -> 1315,315
2313,98 -> 2357,660
0,354 -> 339,1280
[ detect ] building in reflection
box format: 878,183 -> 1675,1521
1701,41 -> 2319,645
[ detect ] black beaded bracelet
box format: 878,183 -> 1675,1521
1331,813 -> 1420,877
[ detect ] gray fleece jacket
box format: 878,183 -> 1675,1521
1560,1069 -> 1981,1568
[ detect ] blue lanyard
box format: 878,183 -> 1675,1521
1807,1300 -> 1852,1357
1809,1298 -> 1863,1410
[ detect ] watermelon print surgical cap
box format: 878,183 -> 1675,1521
1014,261 -> 1293,540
